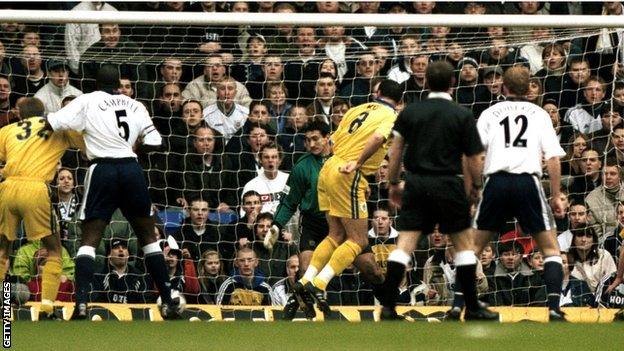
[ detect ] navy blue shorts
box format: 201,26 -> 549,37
397,173 -> 472,234
80,158 -> 152,222
473,172 -> 555,234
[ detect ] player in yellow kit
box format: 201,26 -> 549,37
0,97 -> 84,320
294,80 -> 403,314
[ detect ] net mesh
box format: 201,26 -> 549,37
1,3 -> 623,309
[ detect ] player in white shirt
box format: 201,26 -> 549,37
46,65 -> 182,320
473,66 -> 567,321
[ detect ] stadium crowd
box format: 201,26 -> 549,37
1,1 -> 623,312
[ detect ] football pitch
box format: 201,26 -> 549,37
10,321 -> 624,351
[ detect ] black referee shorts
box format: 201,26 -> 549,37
473,172 -> 555,235
80,158 -> 152,222
397,173 -> 471,234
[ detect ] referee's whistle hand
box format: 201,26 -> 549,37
339,161 -> 359,174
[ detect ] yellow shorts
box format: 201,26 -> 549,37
0,178 -> 55,241
317,156 -> 369,219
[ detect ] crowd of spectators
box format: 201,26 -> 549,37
1,1 -> 624,309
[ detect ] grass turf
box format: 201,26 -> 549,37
10,321 -> 624,351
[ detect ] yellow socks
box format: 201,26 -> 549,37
313,240 -> 362,291
301,236 -> 339,285
40,257 -> 62,314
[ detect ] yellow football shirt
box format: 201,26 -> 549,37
331,102 -> 397,175
0,117 -> 84,182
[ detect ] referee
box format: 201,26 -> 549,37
380,61 -> 498,321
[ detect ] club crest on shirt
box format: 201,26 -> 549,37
360,202 -> 367,213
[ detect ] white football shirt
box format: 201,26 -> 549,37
477,100 -> 565,176
48,91 -> 162,160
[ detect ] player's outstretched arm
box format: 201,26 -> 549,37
339,132 -> 386,174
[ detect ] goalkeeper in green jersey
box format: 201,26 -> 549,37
266,120 -> 383,319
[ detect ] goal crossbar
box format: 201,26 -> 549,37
1,10 -> 623,28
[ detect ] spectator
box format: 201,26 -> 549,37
283,26 -> 320,104
561,133 -> 588,178
308,72 -> 337,124
560,251 -> 595,307
0,75 -> 17,127
565,76 -> 608,134
172,198 -> 224,264
569,148 -> 603,204
536,43 -> 567,105
12,45 -> 45,99
222,124 -> 273,204
480,243 -> 497,279
487,240 -> 546,307
11,240 -> 74,283
473,65 -> 504,118
233,34 -> 268,85
118,77 -> 135,98
182,54 -> 251,108
608,201 -> 624,255
401,54 -> 429,104
51,168 -> 81,243
0,41 -> 12,78
329,98 -> 350,132
477,38 -> 519,70
526,77 -> 543,107
225,190 -> 263,249
197,250 -> 227,304
265,3 -> 297,55
277,104 -> 308,168
163,235 -> 200,301
569,226 -> 617,293
454,57 -> 486,113
91,239 -> 153,303
140,57 -> 185,103
585,160 -> 624,240
265,82 -> 292,133
169,125 -> 227,210
215,247 -> 274,305
80,23 -> 145,94
526,249 -> 545,272
318,25 -> 366,83
241,143 -> 289,215
64,1 -> 117,73
560,57 -> 592,110
272,254 -> 299,306
590,101 -> 623,153
543,98 -> 574,148
247,55 -> 285,100
225,100 -> 271,154
203,76 -> 249,143
519,27 -> 553,74
250,212 -> 298,285
34,59 -> 83,114
20,26 -> 40,48
339,51 -> 379,106
387,34 -> 421,84
26,248 -> 74,302
368,206 -> 399,274
558,202 -> 589,252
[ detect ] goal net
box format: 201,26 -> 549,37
1,2 -> 623,312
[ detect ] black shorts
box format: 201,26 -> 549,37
473,172 -> 555,234
299,215 -> 329,252
80,158 -> 152,222
397,173 -> 471,234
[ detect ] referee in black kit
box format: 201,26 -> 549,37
380,61 -> 498,321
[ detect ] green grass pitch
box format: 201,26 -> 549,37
10,321 -> 624,351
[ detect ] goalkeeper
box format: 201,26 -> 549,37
267,120 -> 384,319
